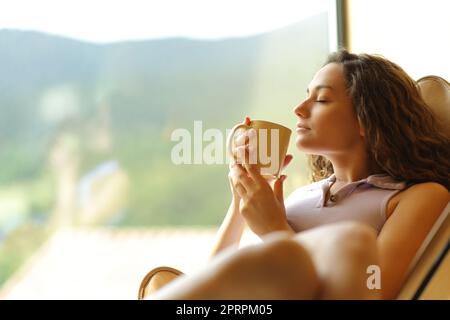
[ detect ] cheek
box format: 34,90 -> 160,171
296,107 -> 361,151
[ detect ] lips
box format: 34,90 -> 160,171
296,123 -> 311,130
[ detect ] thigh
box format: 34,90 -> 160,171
293,221 -> 378,258
292,222 -> 381,299
153,232 -> 321,299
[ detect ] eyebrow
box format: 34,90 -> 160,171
306,85 -> 334,94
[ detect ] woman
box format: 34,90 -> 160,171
151,50 -> 450,300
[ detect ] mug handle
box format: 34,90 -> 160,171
227,123 -> 250,161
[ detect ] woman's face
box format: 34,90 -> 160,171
293,62 -> 364,155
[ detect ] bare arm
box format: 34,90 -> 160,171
209,117 -> 253,257
208,117 -> 253,258
377,182 -> 450,299
209,197 -> 246,258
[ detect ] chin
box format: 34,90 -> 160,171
296,136 -> 311,151
295,137 -> 322,155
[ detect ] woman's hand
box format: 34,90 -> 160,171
227,116 -> 293,204
228,117 -> 294,236
230,162 -> 293,236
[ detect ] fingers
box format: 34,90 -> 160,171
274,175 -> 287,202
229,162 -> 254,195
228,171 -> 246,197
234,146 -> 257,166
229,116 -> 255,198
229,174 -> 246,198
244,163 -> 266,185
233,130 -> 257,165
233,145 -> 247,165
235,128 -> 256,148
282,154 -> 293,170
232,116 -> 252,153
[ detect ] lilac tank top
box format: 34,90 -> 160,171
285,174 -> 407,234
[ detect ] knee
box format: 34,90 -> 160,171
326,222 -> 378,259
335,221 -> 377,244
258,236 -> 306,262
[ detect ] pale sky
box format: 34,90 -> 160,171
0,0 -> 330,43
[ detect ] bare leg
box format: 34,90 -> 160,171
150,232 -> 320,300
150,222 -> 381,300
293,222 -> 381,299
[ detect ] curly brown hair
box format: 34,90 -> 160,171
309,50 -> 450,189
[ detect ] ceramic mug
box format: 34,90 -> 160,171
227,119 -> 291,178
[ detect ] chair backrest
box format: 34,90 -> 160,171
416,75 -> 450,137
396,76 -> 450,300
397,203 -> 450,299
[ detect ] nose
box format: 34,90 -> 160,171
293,99 -> 309,118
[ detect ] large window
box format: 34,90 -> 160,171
0,0 -> 340,298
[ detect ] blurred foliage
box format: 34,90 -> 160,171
0,223 -> 52,286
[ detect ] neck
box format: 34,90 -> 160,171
326,145 -> 372,183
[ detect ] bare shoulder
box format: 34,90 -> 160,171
400,182 -> 449,201
387,182 -> 449,219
